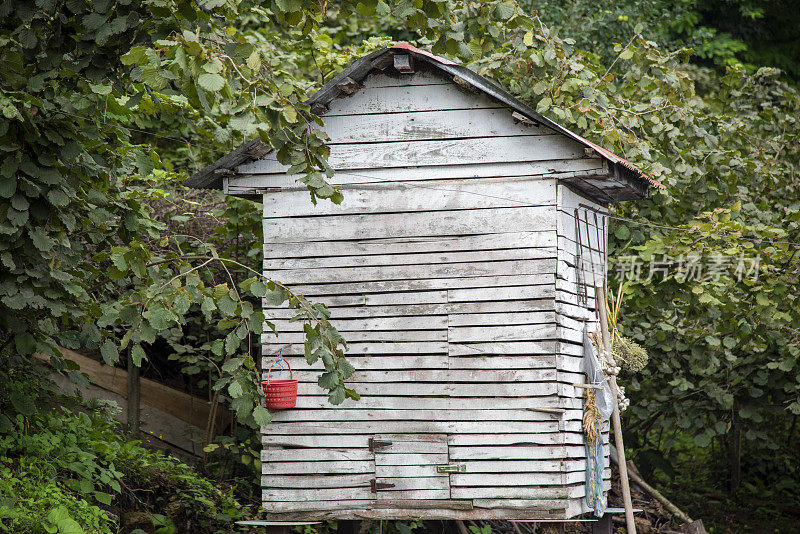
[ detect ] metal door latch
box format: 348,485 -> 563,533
368,438 -> 392,451
370,479 -> 396,493
436,464 -> 466,473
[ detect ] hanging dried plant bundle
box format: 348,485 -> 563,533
613,336 -> 649,372
582,388 -> 601,448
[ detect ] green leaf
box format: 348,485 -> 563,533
120,46 -> 146,65
198,73 -> 225,92
328,385 -> 345,405
131,344 -> 146,366
224,332 -> 239,355
495,1 -> 515,19
317,371 -> 338,390
228,380 -> 243,397
14,333 -> 36,355
523,32 -> 534,47
265,287 -> 288,306
250,280 -> 267,298
110,251 -> 127,272
221,357 -> 243,373
0,176 -> 16,198
252,405 -> 272,426
93,491 -> 112,505
89,83 -> 112,95
100,339 -> 119,365
29,227 -> 54,252
536,97 -> 552,113
217,294 -> 237,316
693,434 -> 711,447
134,151 -> 154,176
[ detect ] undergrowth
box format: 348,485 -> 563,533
0,403 -> 249,533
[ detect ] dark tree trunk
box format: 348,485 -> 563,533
729,410 -> 741,496
126,346 -> 141,436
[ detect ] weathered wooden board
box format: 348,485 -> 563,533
264,246 -> 556,272
269,315 -> 448,333
323,80 -> 502,116
263,329 -> 448,344
262,488 -> 452,502
447,285 -> 555,302
292,381 -> 560,398
448,311 -> 556,327
362,71 -> 449,88
263,206 -> 556,243
268,409 -> 565,423
249,135 -> 582,174
287,369 -> 556,383
272,354 -> 559,372
448,340 -> 560,356
263,341 -> 450,356
262,474 -> 375,488
449,443 -> 594,461
229,160 -> 605,194
321,108 -> 554,144
448,324 -> 558,343
265,231 -> 557,260
450,473 -> 563,486
451,486 -> 569,500
282,275 -> 556,297
262,179 -> 555,218
373,477 -> 450,491
259,432 -> 594,449
262,419 -> 570,435
284,394 -> 582,412
264,258 -> 557,285
261,448 -> 372,462
261,460 -> 375,474
266,299 -> 555,320
375,453 -> 449,466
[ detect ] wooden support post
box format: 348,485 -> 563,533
539,524 -> 564,534
596,284 -> 636,534
592,515 -> 612,534
339,520 -> 360,534
126,346 -> 141,436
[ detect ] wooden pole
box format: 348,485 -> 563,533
126,346 -> 141,436
595,285 -> 636,534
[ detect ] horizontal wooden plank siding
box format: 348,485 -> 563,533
257,69 -> 610,521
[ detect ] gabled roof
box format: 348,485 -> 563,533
185,43 -> 665,200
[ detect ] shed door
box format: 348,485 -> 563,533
371,434 -> 451,500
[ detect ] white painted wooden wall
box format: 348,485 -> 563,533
231,68 -> 612,520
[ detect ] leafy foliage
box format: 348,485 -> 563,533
0,404 -> 246,533
1,0 -> 799,529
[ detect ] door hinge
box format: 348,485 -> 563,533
436,464 -> 466,473
370,479 -> 396,493
368,438 -> 392,452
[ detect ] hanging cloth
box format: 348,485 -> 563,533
581,323 -> 613,517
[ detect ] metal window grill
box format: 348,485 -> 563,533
573,205 -> 608,307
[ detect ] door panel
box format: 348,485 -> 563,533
372,434 -> 451,501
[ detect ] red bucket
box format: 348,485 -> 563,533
262,359 -> 298,410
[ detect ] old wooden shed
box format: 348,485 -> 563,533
186,44 -> 662,522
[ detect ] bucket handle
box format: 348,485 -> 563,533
265,348 -> 293,384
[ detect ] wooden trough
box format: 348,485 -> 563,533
186,43 -> 661,522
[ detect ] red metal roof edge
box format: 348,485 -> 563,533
389,43 -> 458,65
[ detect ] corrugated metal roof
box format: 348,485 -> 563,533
186,43 -> 664,196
